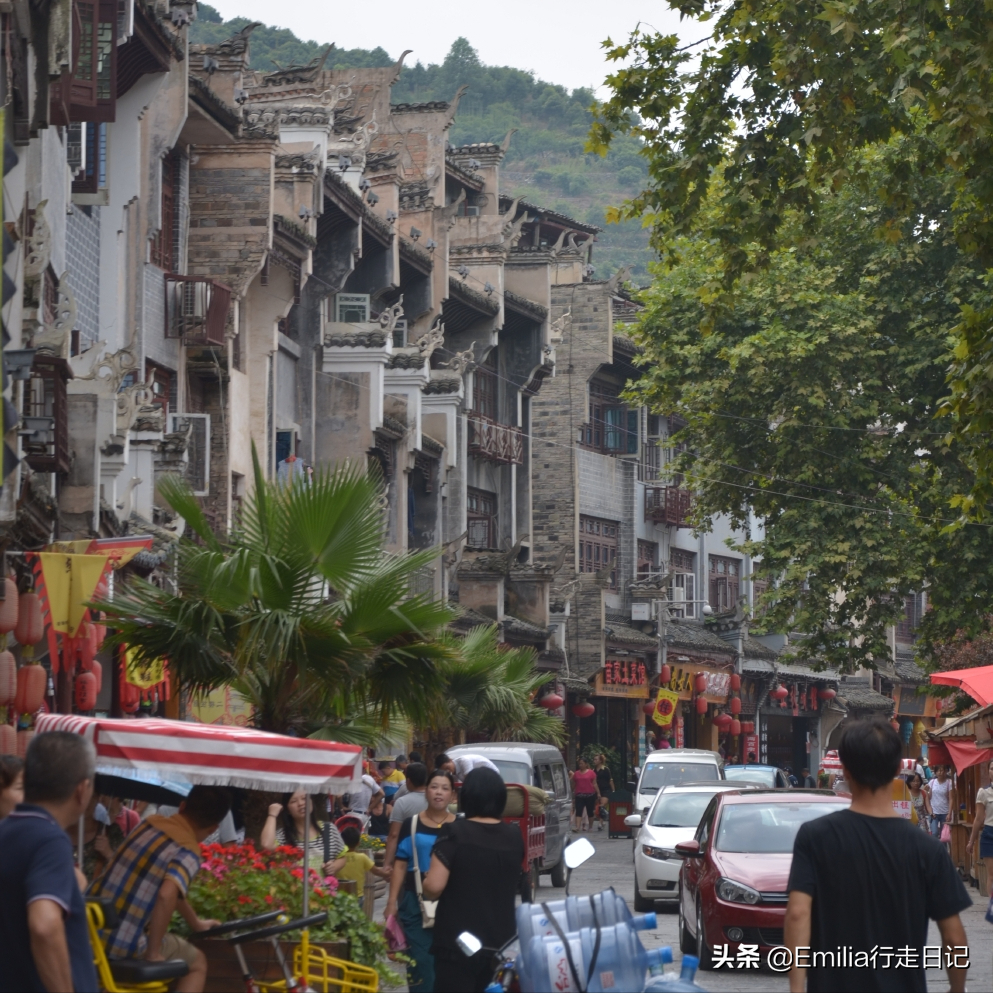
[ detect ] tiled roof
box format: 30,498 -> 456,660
498,194 -> 600,234
606,623 -> 658,649
742,636 -> 779,660
838,678 -> 894,711
667,620 -> 737,656
503,615 -> 550,641
894,651 -> 927,684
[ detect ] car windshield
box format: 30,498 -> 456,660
648,791 -> 719,828
489,760 -> 532,785
715,802 -> 848,853
725,766 -> 777,788
639,762 -> 719,793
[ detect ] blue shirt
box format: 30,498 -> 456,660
0,804 -> 98,992
395,814 -> 445,893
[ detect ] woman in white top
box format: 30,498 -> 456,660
261,790 -> 344,872
965,759 -> 993,883
927,765 -> 954,840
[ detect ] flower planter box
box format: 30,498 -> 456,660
193,937 -> 349,992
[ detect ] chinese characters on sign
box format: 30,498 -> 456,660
595,660 -> 651,699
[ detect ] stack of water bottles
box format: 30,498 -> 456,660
513,887 -> 706,992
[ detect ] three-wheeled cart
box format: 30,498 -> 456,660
502,783 -> 546,903
36,713 -> 375,993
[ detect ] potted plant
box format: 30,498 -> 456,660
180,843 -> 400,990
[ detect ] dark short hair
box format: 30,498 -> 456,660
181,786 -> 232,829
427,769 -> 455,792
24,732 -> 95,803
378,760 -> 393,771
434,752 -> 452,769
0,754 -> 23,791
460,767 -> 506,819
747,752 -> 756,760
405,762 -> 428,788
409,751 -> 423,763
340,826 -> 360,849
838,719 -> 901,790
395,754 -> 408,764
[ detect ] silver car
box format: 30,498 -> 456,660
626,781 -> 761,911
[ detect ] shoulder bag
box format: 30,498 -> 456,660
410,814 -> 438,929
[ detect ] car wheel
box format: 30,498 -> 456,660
696,899 -> 715,970
678,889 -> 695,954
633,884 -> 654,912
549,853 -> 568,888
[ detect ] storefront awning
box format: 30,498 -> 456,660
929,738 -> 993,775
930,665 -> 993,707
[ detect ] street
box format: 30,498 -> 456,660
377,832 -> 993,992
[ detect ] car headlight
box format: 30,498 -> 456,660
716,877 -> 761,905
642,845 -> 678,860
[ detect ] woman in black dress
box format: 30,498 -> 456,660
423,767 -> 524,993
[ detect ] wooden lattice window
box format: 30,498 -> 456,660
637,540 -> 657,576
474,352 -> 498,420
583,383 -> 637,454
23,356 -> 71,473
150,151 -> 179,271
709,555 -> 741,613
579,516 -> 618,588
467,487 -> 497,549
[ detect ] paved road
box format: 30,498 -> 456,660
379,831 -> 992,990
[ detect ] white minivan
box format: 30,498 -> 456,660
633,748 -> 724,815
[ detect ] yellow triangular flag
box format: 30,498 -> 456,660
38,553 -> 73,634
68,554 -> 110,636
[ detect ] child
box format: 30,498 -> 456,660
327,826 -> 391,891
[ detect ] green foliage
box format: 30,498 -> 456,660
591,1 -> 993,510
95,445 -> 455,734
624,146 -> 993,669
434,625 -> 565,745
188,12 -> 651,277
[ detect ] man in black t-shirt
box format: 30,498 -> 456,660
785,719 -> 970,993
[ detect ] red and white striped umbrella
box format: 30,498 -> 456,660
36,713 -> 363,793
820,749 -> 844,772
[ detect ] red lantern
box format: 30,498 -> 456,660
0,578 -> 18,634
15,664 -> 46,715
695,696 -> 708,715
741,721 -> 755,734
660,664 -> 671,685
121,680 -> 141,714
540,693 -> 564,710
730,719 -> 741,736
14,592 -> 43,648
713,712 -> 732,729
79,625 -> 96,671
771,684 -> 789,701
92,619 -> 107,650
729,696 -> 742,715
818,687 -> 837,701
91,659 -> 102,695
571,701 -> 595,719
0,723 -> 15,754
644,701 -> 657,715
75,672 -> 97,712
729,673 -> 741,691
0,650 -> 15,705
695,673 -> 708,694
16,728 -> 33,758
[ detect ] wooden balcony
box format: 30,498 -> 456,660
468,412 -> 523,465
165,275 -> 231,346
645,485 -> 692,527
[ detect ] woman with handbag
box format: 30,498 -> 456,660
384,769 -> 455,992
423,767 -> 524,992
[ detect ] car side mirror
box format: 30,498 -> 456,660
457,932 -> 482,957
624,813 -> 642,828
674,839 -> 703,858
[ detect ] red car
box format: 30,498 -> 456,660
676,789 -> 850,968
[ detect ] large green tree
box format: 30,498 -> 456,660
625,147 -> 993,669
98,450 -> 454,735
591,1 -> 993,510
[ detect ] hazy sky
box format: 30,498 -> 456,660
207,0 -> 696,94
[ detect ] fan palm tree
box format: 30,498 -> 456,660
431,625 -> 565,747
98,446 -> 456,735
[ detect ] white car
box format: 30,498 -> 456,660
626,781 -> 761,911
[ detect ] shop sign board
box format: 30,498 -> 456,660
742,733 -> 759,762
596,660 -> 650,699
894,684 -> 938,718
668,662 -> 732,702
675,715 -> 685,748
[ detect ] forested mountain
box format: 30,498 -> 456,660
192,9 -> 649,278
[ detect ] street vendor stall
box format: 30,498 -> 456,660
35,713 -> 370,992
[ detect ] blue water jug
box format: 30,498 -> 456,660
643,954 -> 708,991
516,887 -> 656,947
518,923 -> 672,993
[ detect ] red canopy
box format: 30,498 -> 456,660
942,739 -> 993,776
929,666 -> 993,707
36,714 -> 363,793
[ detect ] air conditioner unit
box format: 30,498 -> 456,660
465,205 -> 481,217
335,293 -> 370,324
168,413 -> 211,495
